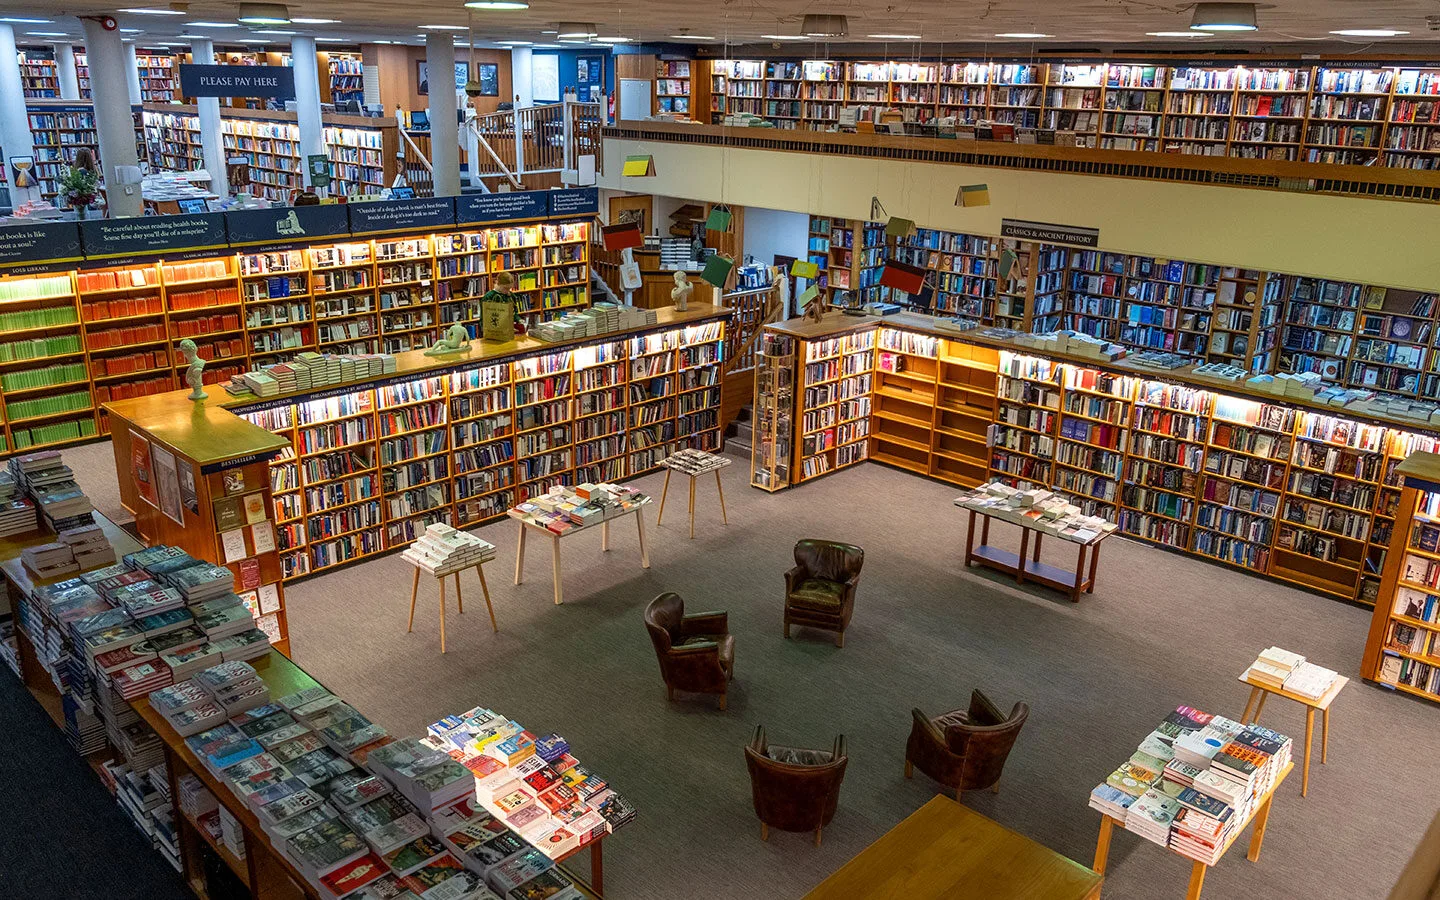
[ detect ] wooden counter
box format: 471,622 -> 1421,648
804,796 -> 1101,900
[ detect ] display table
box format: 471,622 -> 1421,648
955,489 -> 1113,603
656,448 -> 731,539
1238,670 -> 1348,798
509,493 -> 653,605
803,795 -> 1101,899
406,561 -> 498,653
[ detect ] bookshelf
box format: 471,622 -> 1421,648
804,215 -> 832,298
137,52 -> 176,102
1306,66 -> 1393,166
27,104 -> 103,201
1361,451 -> 1440,703
19,51 -> 59,99
328,53 -> 363,106
656,59 -> 691,116
75,51 -> 90,99
237,318 -> 724,577
796,329 -> 873,482
752,332 -> 797,490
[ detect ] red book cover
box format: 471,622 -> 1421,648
320,853 -> 387,896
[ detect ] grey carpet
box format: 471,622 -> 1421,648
277,461 -> 1440,900
61,438 -> 134,528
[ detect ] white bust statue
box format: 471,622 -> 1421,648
179,338 -> 207,400
671,270 -> 694,311
425,323 -> 473,356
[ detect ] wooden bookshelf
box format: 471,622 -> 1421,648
656,58 -> 691,116
75,51 -> 90,99
796,328 -> 873,482
751,332 -> 796,491
136,51 -> 176,102
19,51 -> 59,99
872,327 -> 943,478
328,52 -> 363,106
1361,450 -> 1440,703
26,103 -> 102,200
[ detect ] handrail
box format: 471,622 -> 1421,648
465,118 -> 523,190
395,112 -> 434,174
724,283 -> 787,375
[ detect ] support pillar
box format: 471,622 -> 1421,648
55,44 -> 79,100
81,18 -> 142,217
425,34 -> 460,197
0,25 -> 40,206
189,39 -> 227,199
290,36 -> 325,191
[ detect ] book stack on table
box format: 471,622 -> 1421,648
60,524 -> 116,571
232,352 -> 398,398
400,523 -> 497,577
0,471 -> 37,537
1089,705 -> 1292,866
1247,646 -> 1341,701
661,447 -> 732,475
954,480 -> 1118,543
10,451 -> 96,533
508,484 -> 650,535
22,541 -> 79,579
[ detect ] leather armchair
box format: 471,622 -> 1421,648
644,592 -> 735,710
905,690 -> 1028,802
744,725 -> 847,847
784,539 -> 863,647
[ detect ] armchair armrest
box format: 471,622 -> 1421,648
668,640 -> 719,654
681,610 -> 728,635
784,565 -> 807,594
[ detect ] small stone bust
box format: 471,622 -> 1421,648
179,338 -> 207,400
671,270 -> 694,311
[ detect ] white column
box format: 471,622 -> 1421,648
189,39 -> 227,198
425,34 -> 460,197
290,36 -> 325,190
81,18 -> 141,217
511,48 -> 533,107
55,44 -> 79,100
0,25 -> 39,205
124,43 -> 142,106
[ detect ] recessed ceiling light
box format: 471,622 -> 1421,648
1190,2 -> 1257,31
26,31 -> 71,37
420,24 -> 468,30
1329,28 -> 1409,36
760,34 -> 808,40
121,28 -> 143,33
119,8 -> 187,15
187,22 -> 240,27
235,38 -> 272,43
314,37 -> 352,42
1147,31 -> 1211,37
290,17 -> 338,24
558,39 -> 591,44
254,29 -> 297,34
995,32 -> 1051,38
540,29 -> 558,34
594,36 -> 630,43
496,40 -> 533,45
464,0 -> 530,8
868,34 -> 921,39
531,43 -> 564,48
0,17 -> 52,24
237,3 -> 290,25
370,39 -> 392,44
671,35 -> 715,40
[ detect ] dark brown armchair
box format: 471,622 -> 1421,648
905,690 -> 1029,802
644,592 -> 735,710
744,725 -> 847,847
784,539 -> 863,647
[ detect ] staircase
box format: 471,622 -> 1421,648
724,404 -> 753,461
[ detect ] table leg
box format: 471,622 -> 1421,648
1017,529 -> 1030,585
454,572 -> 464,614
1246,791 -> 1275,862
636,510 -> 650,569
407,567 -> 419,633
590,838 -> 604,896
1033,532 -> 1043,563
438,577 -> 447,654
601,520 -> 610,552
981,514 -> 990,545
1302,707 -> 1314,797
1252,691 -> 1267,724
1241,686 -> 1261,724
1092,815 -> 1114,875
965,510 -> 977,567
1086,541 -> 1100,593
1072,543 -> 1085,603
689,474 -> 696,539
1185,861 -> 1207,900
1321,707 -> 1329,764
551,535 -> 563,606
514,523 -> 527,585
715,470 -> 728,525
657,469 -> 672,525
477,564 -> 497,633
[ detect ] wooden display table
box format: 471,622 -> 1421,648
1238,670 -> 1348,798
406,561 -> 499,653
509,499 -> 652,605
955,496 -> 1111,603
804,795 -> 1101,899
656,449 -> 731,539
1092,762 -> 1290,900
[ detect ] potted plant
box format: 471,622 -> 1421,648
58,165 -> 100,218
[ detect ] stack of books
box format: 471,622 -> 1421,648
22,541 -> 78,578
508,484 -> 650,535
60,524 -> 115,570
27,474 -> 95,534
367,738 -> 474,813
0,471 -> 36,536
1283,660 -> 1341,700
530,303 -> 658,343
1245,646 -> 1306,690
231,352 -> 398,398
661,447 -> 732,475
1090,704 -> 1292,867
954,481 -> 1118,543
400,523 -> 496,577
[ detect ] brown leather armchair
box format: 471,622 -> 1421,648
905,690 -> 1028,802
784,539 -> 863,647
644,592 -> 735,710
744,725 -> 847,847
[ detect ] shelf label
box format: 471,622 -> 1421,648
226,205 -> 349,248
0,221 -> 82,268
80,213 -> 229,259
180,63 -> 296,99
456,191 -> 548,225
548,187 -> 599,217
347,197 -> 457,235
1000,218 -> 1100,248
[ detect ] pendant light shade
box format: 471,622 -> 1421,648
557,22 -> 599,38
237,2 -> 290,25
802,14 -> 848,37
1189,2 -> 1258,31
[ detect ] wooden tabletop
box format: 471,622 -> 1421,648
0,512 -> 145,599
1238,671 -> 1350,711
101,392 -> 291,468
804,796 -> 1102,900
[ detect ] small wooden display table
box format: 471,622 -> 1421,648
804,795 -> 1101,900
406,561 -> 498,653
1238,670 -> 1348,798
955,496 -> 1111,602
1092,762 -> 1291,900
656,448 -> 731,539
509,498 -> 652,605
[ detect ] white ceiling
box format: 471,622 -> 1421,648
7,1 -> 1440,51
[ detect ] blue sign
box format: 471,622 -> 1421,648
80,213 -> 229,259
0,221 -> 83,268
180,63 -> 296,99
457,191 -> 548,225
347,197 -> 457,235
226,205 -> 350,248
548,187 -> 599,217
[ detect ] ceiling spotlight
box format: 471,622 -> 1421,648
237,3 -> 290,25
995,32 -> 1051,38
671,35 -> 715,40
557,22 -> 598,37
760,34 -> 808,40
419,25 -> 469,30
0,17 -> 53,24
1147,31 -> 1211,37
465,0 -> 530,8
594,36 -> 630,44
1190,2 -> 1258,31
1329,28 -> 1409,36
290,17 -> 338,24
802,14 -> 848,37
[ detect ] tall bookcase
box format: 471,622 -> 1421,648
328,53 -> 363,106
751,332 -> 796,491
137,52 -> 177,102
656,59 -> 691,116
75,51 -> 90,99
27,104 -> 102,201
19,51 -> 59,98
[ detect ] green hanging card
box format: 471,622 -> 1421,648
700,253 -> 734,288
797,284 -> 820,306
884,216 -> 915,238
705,206 -> 733,231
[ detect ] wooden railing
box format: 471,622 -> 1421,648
470,101 -> 604,182
396,115 -> 435,197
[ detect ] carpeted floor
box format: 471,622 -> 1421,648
270,460 -> 1440,900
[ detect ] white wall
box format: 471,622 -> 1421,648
742,207 -> 809,268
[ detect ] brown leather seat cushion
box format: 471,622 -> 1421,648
789,578 -> 845,610
766,745 -> 834,766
